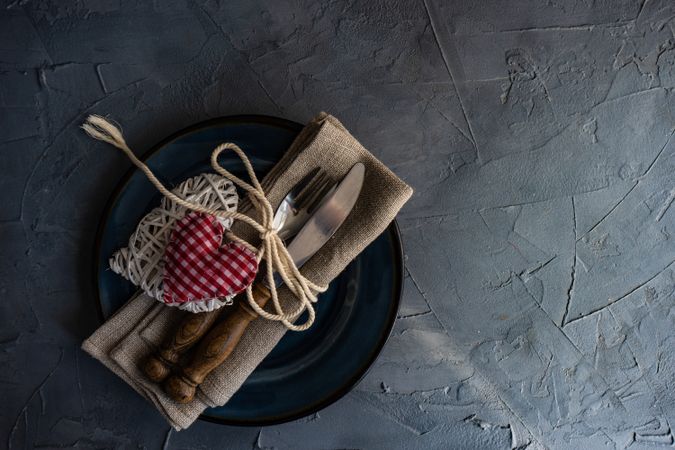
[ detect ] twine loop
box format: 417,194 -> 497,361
83,115 -> 326,331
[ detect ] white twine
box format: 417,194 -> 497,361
83,115 -> 326,331
110,173 -> 239,313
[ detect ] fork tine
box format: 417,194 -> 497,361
293,170 -> 328,210
287,168 -> 320,202
303,175 -> 335,213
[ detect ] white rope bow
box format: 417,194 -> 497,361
82,115 -> 326,331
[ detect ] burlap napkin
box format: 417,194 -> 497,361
82,113 -> 413,430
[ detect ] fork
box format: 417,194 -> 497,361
273,168 -> 334,241
142,168 -> 331,383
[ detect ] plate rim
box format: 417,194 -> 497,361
92,114 -> 405,427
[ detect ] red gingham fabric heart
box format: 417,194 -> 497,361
163,212 -> 258,304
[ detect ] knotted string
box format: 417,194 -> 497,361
82,115 -> 326,331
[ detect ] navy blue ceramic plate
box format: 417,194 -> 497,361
95,115 -> 403,425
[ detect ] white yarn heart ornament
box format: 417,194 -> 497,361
109,173 -> 239,313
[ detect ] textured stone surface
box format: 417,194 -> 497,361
2,0 -> 675,448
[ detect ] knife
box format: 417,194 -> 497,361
164,163 -> 366,403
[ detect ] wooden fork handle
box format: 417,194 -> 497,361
164,283 -> 271,403
142,309 -> 220,383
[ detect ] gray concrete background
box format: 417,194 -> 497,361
2,0 -> 674,449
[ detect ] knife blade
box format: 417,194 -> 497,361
285,162 -> 365,270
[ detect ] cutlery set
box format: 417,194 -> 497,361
144,163 -> 366,403
83,112 -> 412,428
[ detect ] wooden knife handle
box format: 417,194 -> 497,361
164,283 -> 271,403
142,309 -> 220,383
